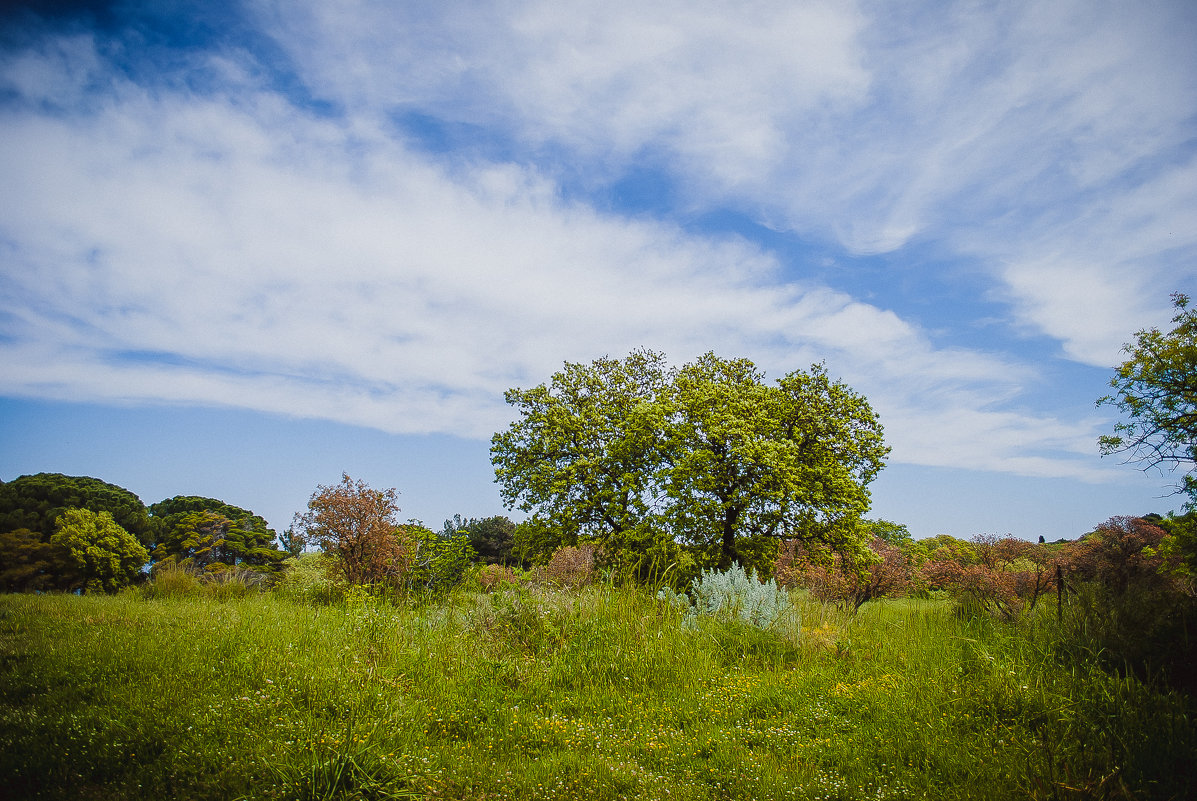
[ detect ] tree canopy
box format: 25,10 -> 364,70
50,508 -> 149,593
491,349 -> 675,572
149,496 -> 287,575
0,473 -> 152,546
292,474 -> 407,586
663,355 -> 888,569
491,350 -> 889,576
0,528 -> 61,592
1099,292 -> 1197,505
442,514 -> 520,565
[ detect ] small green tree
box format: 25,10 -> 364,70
51,508 -> 149,593
441,514 -> 520,565
278,527 -> 306,559
401,524 -> 475,594
1099,292 -> 1197,505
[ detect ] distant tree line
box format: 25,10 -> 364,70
4,287 -> 1193,623
0,471 -> 527,598
0,473 -> 289,593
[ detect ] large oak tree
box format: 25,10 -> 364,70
491,350 -> 889,576
663,355 -> 889,570
491,349 -> 674,568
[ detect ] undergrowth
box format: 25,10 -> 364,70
0,586 -> 1193,800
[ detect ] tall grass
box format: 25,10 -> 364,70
0,585 -> 1193,800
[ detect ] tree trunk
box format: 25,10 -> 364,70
719,509 -> 739,570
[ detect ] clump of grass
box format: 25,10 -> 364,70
142,562 -> 272,602
141,560 -> 202,599
272,553 -> 345,605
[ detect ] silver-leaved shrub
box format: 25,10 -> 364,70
658,562 -> 793,631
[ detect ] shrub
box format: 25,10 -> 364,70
143,561 -> 271,600
924,534 -> 1063,621
536,545 -> 596,588
200,567 -> 269,600
1056,517 -> 1197,690
143,560 -> 202,599
776,538 -> 910,612
659,562 -> 793,631
478,563 -> 520,591
291,474 -> 409,588
403,528 -> 476,595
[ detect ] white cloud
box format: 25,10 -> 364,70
1,6 -> 1187,489
253,0 -> 1197,364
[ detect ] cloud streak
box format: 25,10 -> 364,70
256,0 -> 1197,355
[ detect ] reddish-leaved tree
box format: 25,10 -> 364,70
292,474 -> 409,586
1070,516 -> 1170,596
777,537 -> 910,612
924,534 -> 1064,619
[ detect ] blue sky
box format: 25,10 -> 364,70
1,0 -> 1195,540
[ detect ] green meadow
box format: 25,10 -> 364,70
1,585 -> 1193,801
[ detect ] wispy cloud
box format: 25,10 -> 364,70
257,1 -> 1197,354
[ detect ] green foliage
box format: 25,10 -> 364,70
272,553 -> 346,605
0,527 -> 61,592
442,514 -> 520,565
0,472 -> 153,545
492,350 -> 888,579
491,348 -> 671,555
142,560 -> 203,599
1060,516 -> 1197,690
511,515 -> 574,565
403,525 -> 476,595
142,561 -> 267,601
278,527 -> 307,559
476,563 -> 523,591
919,534 -> 978,574
149,496 -> 288,575
866,518 -> 914,547
1156,509 -> 1197,577
662,356 -> 888,573
1099,292 -> 1197,505
50,508 -> 149,593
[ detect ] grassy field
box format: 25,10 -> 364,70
1,584 -> 1194,800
